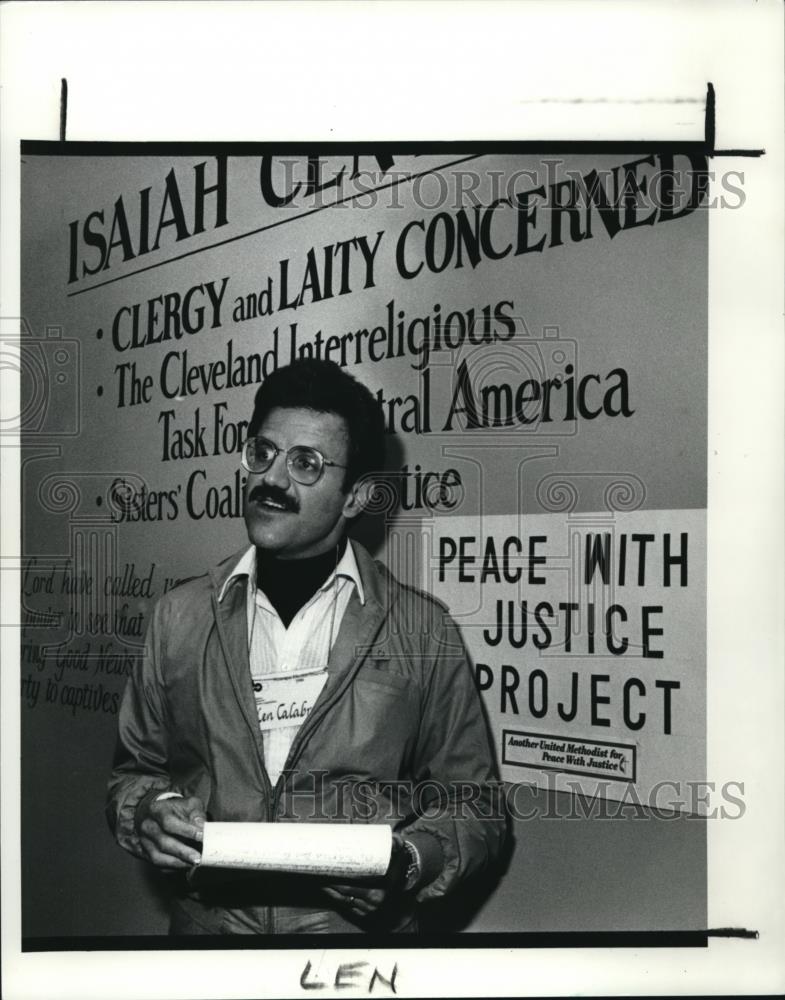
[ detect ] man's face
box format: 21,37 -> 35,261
243,406 -> 363,559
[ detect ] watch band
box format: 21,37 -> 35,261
401,838 -> 422,892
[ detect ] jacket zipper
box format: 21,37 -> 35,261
210,589 -> 277,934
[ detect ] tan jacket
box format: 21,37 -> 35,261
107,541 -> 505,934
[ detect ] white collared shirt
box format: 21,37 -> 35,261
218,542 -> 365,786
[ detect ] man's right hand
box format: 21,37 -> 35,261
137,795 -> 205,870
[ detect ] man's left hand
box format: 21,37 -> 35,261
322,834 -> 413,919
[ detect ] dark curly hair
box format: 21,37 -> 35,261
247,359 -> 386,491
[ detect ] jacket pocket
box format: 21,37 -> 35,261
356,668 -> 411,694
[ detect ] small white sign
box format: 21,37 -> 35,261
503,729 -> 637,782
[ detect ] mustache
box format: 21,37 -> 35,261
248,484 -> 299,512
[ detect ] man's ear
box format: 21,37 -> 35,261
341,476 -> 375,521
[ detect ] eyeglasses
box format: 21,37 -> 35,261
241,436 -> 348,485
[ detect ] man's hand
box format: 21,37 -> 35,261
137,794 -> 205,870
322,834 -> 412,920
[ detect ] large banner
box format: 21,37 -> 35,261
19,149 -> 710,937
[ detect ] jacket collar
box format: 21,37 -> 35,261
216,542 -> 367,607
209,537 -> 388,611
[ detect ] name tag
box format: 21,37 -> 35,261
252,667 -> 328,733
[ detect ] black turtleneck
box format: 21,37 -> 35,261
255,538 -> 347,628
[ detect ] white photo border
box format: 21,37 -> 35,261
1,2 -> 783,997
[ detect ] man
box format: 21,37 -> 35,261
107,358 -> 505,935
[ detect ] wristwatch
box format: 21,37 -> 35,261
400,838 -> 422,892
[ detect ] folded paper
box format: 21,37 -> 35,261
199,822 -> 393,877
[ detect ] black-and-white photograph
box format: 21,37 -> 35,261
19,147 -> 711,943
2,3 -> 783,998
